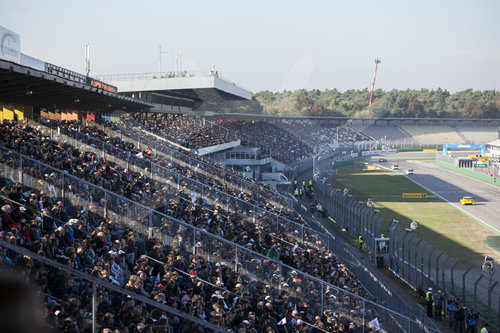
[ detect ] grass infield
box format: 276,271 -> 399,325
332,161 -> 500,268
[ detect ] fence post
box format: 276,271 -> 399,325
435,251 -> 445,286
362,299 -> 365,333
148,208 -> 153,237
427,247 -> 438,283
92,281 -> 97,333
473,275 -> 484,310
18,156 -> 23,183
440,256 -> 451,293
488,280 -> 498,327
462,268 -> 472,304
413,239 -> 423,287
103,192 -> 107,219
321,282 -> 324,314
406,233 -> 416,283
234,246 -> 238,273
401,231 -> 411,280
450,261 -> 459,296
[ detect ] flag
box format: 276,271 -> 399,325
368,318 -> 380,330
135,152 -> 143,159
277,318 -> 287,325
154,272 -> 161,286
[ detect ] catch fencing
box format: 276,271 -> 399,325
0,240 -> 226,333
0,144 -> 439,332
313,154 -> 499,331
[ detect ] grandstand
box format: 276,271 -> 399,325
0,117 -> 382,332
276,121 -> 372,148
353,125 -> 413,142
455,126 -> 499,144
401,125 -> 464,144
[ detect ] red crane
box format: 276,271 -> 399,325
369,58 -> 382,106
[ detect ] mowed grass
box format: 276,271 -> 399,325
333,162 -> 500,267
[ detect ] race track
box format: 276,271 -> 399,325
377,152 -> 500,233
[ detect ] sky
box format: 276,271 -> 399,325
2,0 -> 500,93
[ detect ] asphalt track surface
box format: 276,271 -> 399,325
376,152 -> 500,233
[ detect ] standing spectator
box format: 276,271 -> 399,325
466,309 -> 478,333
480,323 -> 489,333
434,289 -> 444,320
448,295 -> 457,327
425,287 -> 433,317
454,303 -> 465,333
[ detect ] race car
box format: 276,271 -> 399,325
460,196 -> 475,205
406,169 -> 414,175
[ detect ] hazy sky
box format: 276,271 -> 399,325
2,0 -> 500,93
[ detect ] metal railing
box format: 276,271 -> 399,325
0,145 -> 440,332
0,240 -> 227,333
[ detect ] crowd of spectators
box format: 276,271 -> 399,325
220,121 -> 313,164
38,118 -> 294,218
275,122 -> 371,149
106,120 -> 280,201
124,114 -> 313,164
130,114 -> 236,149
0,119 -> 375,332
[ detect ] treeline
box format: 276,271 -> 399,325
216,88 -> 500,119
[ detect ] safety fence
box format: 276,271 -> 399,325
355,139 -> 440,151
313,181 -> 383,259
313,157 -> 499,331
389,222 -> 500,331
0,145 -> 440,332
0,240 -> 226,333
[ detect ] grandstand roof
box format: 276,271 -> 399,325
97,72 -> 252,111
487,139 -> 500,147
0,59 -> 152,112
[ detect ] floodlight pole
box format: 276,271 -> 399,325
369,59 -> 382,106
159,45 -> 167,74
85,44 -> 90,77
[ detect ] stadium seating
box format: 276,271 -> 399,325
353,125 -> 413,142
276,122 -> 372,148
211,120 -> 313,164
0,120 -> 371,332
132,113 -> 237,149
401,125 -> 464,144
455,126 -> 498,144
